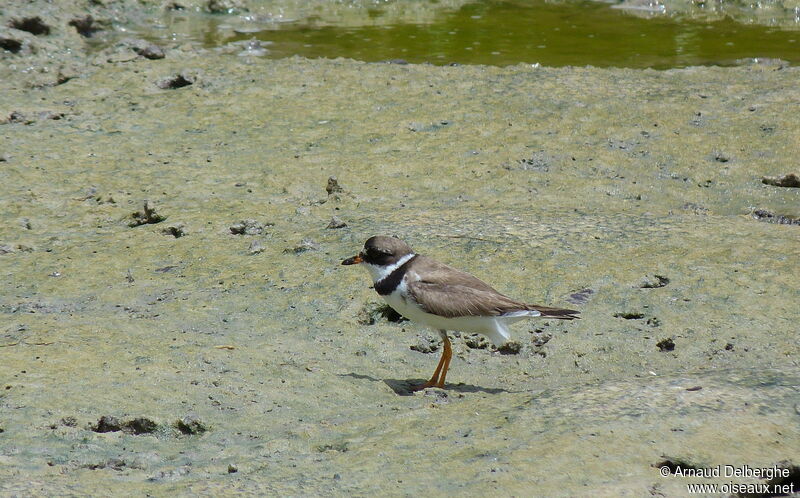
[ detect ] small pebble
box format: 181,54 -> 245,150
136,43 -> 165,60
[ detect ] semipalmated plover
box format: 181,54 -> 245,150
342,235 -> 579,390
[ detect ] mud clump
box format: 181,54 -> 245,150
284,238 -> 320,254
85,458 -> 129,471
498,340 -> 522,355
49,416 -> 78,429
123,38 -> 165,60
464,334 -> 490,349
646,317 -> 662,327
148,466 -> 190,481
69,16 -> 102,38
423,389 -> 450,404
162,223 -> 186,238
567,288 -> 594,305
408,120 -> 451,133
92,415 -> 122,433
614,312 -> 645,320
752,209 -> 800,226
515,151 -> 552,172
129,201 -> 166,227
762,173 -> 800,188
410,334 -> 439,353
229,219 -> 271,235
157,73 -> 195,90
654,456 -> 701,475
2,111 -> 63,125
326,216 -> 347,229
0,37 -> 23,54
531,331 -> 552,357
359,303 -> 405,325
175,415 -> 208,435
137,44 -> 165,60
9,16 -> 51,36
316,441 -> 349,453
124,417 -> 158,435
60,416 -> 78,427
326,176 -> 344,195
0,243 -> 34,255
639,275 -> 670,288
248,239 -> 265,254
207,0 -> 246,14
656,337 -> 675,352
91,416 -> 159,435
712,150 -> 731,163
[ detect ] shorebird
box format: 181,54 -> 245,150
343,236 -> 579,390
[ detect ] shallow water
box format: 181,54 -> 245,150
140,0 -> 800,68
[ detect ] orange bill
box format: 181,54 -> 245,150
341,254 -> 363,265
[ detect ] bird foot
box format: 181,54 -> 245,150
410,380 -> 444,392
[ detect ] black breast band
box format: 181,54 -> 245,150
374,255 -> 417,296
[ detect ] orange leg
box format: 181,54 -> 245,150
436,334 -> 452,388
412,331 -> 451,391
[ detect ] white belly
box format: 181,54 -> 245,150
383,288 -> 520,346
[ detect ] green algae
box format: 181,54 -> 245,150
138,0 -> 800,68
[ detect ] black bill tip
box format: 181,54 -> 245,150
341,254 -> 362,265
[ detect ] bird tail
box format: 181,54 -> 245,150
528,305 -> 580,320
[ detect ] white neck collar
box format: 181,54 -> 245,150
364,253 -> 416,284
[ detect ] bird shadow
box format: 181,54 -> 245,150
340,372 -> 512,396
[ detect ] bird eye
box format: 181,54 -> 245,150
365,246 -> 390,260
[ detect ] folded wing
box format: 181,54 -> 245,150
406,256 -> 579,319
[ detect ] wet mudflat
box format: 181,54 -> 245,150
1,1 -> 799,495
